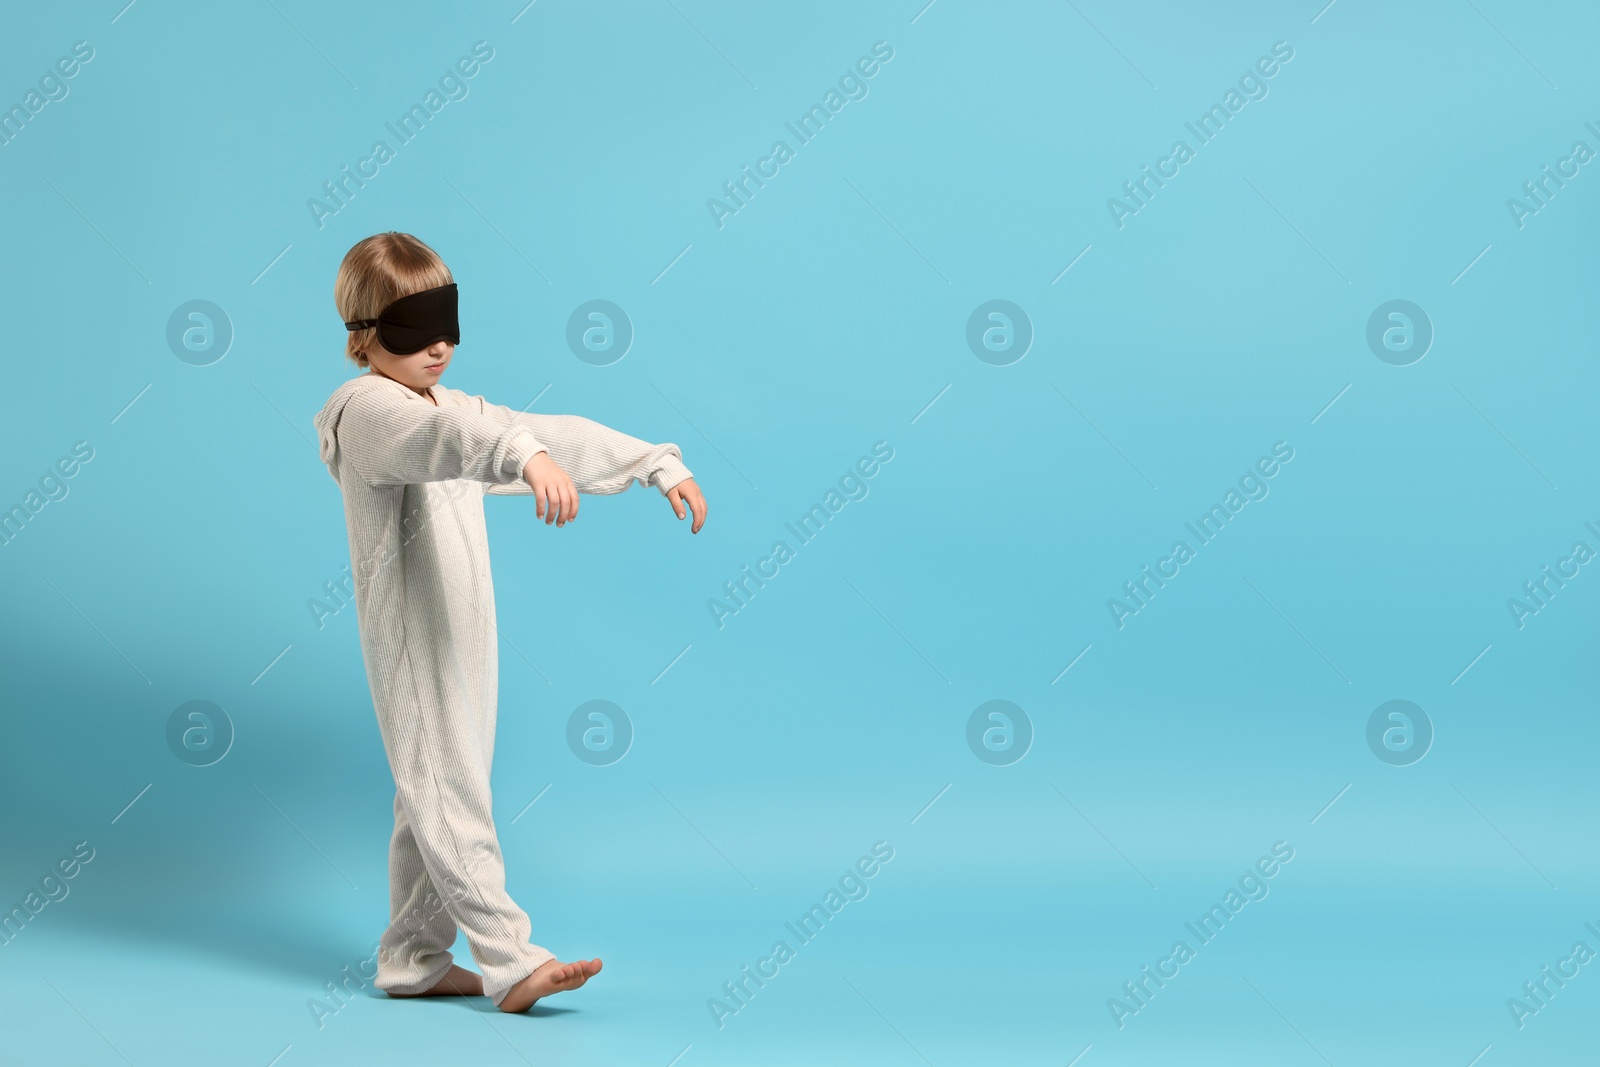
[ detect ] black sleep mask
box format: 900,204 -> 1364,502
344,283 -> 459,354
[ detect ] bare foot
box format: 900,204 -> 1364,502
497,957 -> 603,1014
386,963 -> 484,998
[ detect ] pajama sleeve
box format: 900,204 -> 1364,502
337,380 -> 551,490
467,394 -> 694,497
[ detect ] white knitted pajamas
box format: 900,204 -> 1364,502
313,371 -> 692,1004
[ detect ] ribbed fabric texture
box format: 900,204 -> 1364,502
312,370 -> 693,1004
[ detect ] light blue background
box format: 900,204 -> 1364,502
2,1 -> 1596,1064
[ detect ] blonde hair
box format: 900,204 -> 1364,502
333,232 -> 454,367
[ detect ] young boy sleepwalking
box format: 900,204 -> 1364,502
312,232 -> 708,1013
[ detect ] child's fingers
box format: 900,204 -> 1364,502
669,485 -> 704,532
535,483 -> 548,521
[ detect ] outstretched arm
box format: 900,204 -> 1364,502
471,397 -> 693,497
338,381 -> 548,490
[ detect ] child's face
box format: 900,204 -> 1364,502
366,337 -> 453,394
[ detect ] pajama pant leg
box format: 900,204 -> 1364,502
374,792 -> 460,993
371,676 -> 556,1003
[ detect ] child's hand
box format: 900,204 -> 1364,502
667,478 -> 706,534
522,451 -> 579,527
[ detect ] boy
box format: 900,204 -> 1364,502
312,231 -> 707,1013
